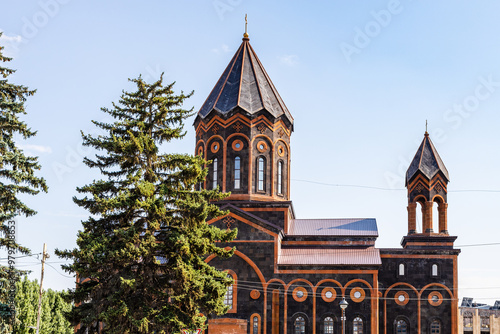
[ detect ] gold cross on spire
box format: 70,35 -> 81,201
244,14 -> 249,38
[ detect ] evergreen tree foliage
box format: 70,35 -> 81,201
0,33 -> 48,332
56,75 -> 236,333
13,276 -> 73,334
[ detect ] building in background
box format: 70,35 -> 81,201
196,31 -> 461,334
459,298 -> 500,333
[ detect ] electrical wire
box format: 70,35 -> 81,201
291,178 -> 500,193
45,262 -> 75,279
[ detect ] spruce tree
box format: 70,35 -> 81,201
56,75 -> 236,333
0,33 -> 48,332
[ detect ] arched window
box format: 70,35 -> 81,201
430,320 -> 441,334
213,158 -> 218,189
224,281 -> 233,309
396,319 -> 408,333
353,317 -> 363,334
257,157 -> 265,191
324,316 -> 334,334
399,263 -> 405,276
223,272 -> 236,312
294,316 -> 305,334
251,314 -> 260,334
277,161 -> 283,195
432,264 -> 438,276
234,157 -> 241,189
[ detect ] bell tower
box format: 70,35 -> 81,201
193,31 -> 293,202
402,131 -> 456,248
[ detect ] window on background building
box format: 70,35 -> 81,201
234,157 -> 241,189
432,264 -> 438,276
277,161 -> 283,195
353,317 -> 363,334
463,312 -> 473,330
399,263 -> 405,276
481,316 -> 490,329
396,319 -> 408,333
324,317 -> 334,334
257,157 -> 265,191
294,316 -> 305,334
213,158 -> 218,189
430,320 -> 441,334
252,315 -> 259,334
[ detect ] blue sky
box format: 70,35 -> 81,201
1,1 -> 500,304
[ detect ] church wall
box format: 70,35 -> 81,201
379,253 -> 458,333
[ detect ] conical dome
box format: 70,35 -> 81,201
406,132 -> 449,186
198,36 -> 293,125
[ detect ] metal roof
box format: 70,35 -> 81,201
288,218 -> 378,237
278,248 -> 381,266
198,36 -> 293,124
406,133 -> 449,184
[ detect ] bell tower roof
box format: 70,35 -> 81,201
406,132 -> 449,186
197,35 -> 293,125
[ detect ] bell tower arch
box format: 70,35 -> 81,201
402,131 -> 456,248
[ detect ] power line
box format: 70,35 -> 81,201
456,242 -> 500,248
291,178 -> 500,193
45,262 -> 74,279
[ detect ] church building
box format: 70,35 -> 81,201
195,30 -> 460,334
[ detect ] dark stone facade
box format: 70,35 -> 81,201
197,34 -> 460,334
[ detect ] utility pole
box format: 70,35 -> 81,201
35,243 -> 49,334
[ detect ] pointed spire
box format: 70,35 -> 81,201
406,133 -> 449,185
198,34 -> 293,124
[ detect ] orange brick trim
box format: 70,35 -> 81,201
428,291 -> 443,306
224,269 -> 237,313
210,141 -> 220,154
292,286 -> 308,302
395,291 -> 410,306
321,287 -> 337,303
350,287 -> 366,303
250,313 -> 261,334
250,289 -> 261,300
256,140 -> 268,153
232,139 -> 244,151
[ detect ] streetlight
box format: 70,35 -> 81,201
339,296 -> 348,334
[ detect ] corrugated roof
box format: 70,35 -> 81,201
288,218 -> 378,237
406,133 -> 449,184
278,248 -> 381,265
198,36 -> 293,124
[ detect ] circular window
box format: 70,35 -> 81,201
256,140 -> 268,153
395,291 -> 409,306
232,139 -> 244,151
321,287 -> 337,303
350,287 -> 365,303
428,291 -> 443,306
277,144 -> 285,157
292,287 -> 307,302
250,289 -> 260,300
210,141 -> 221,154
